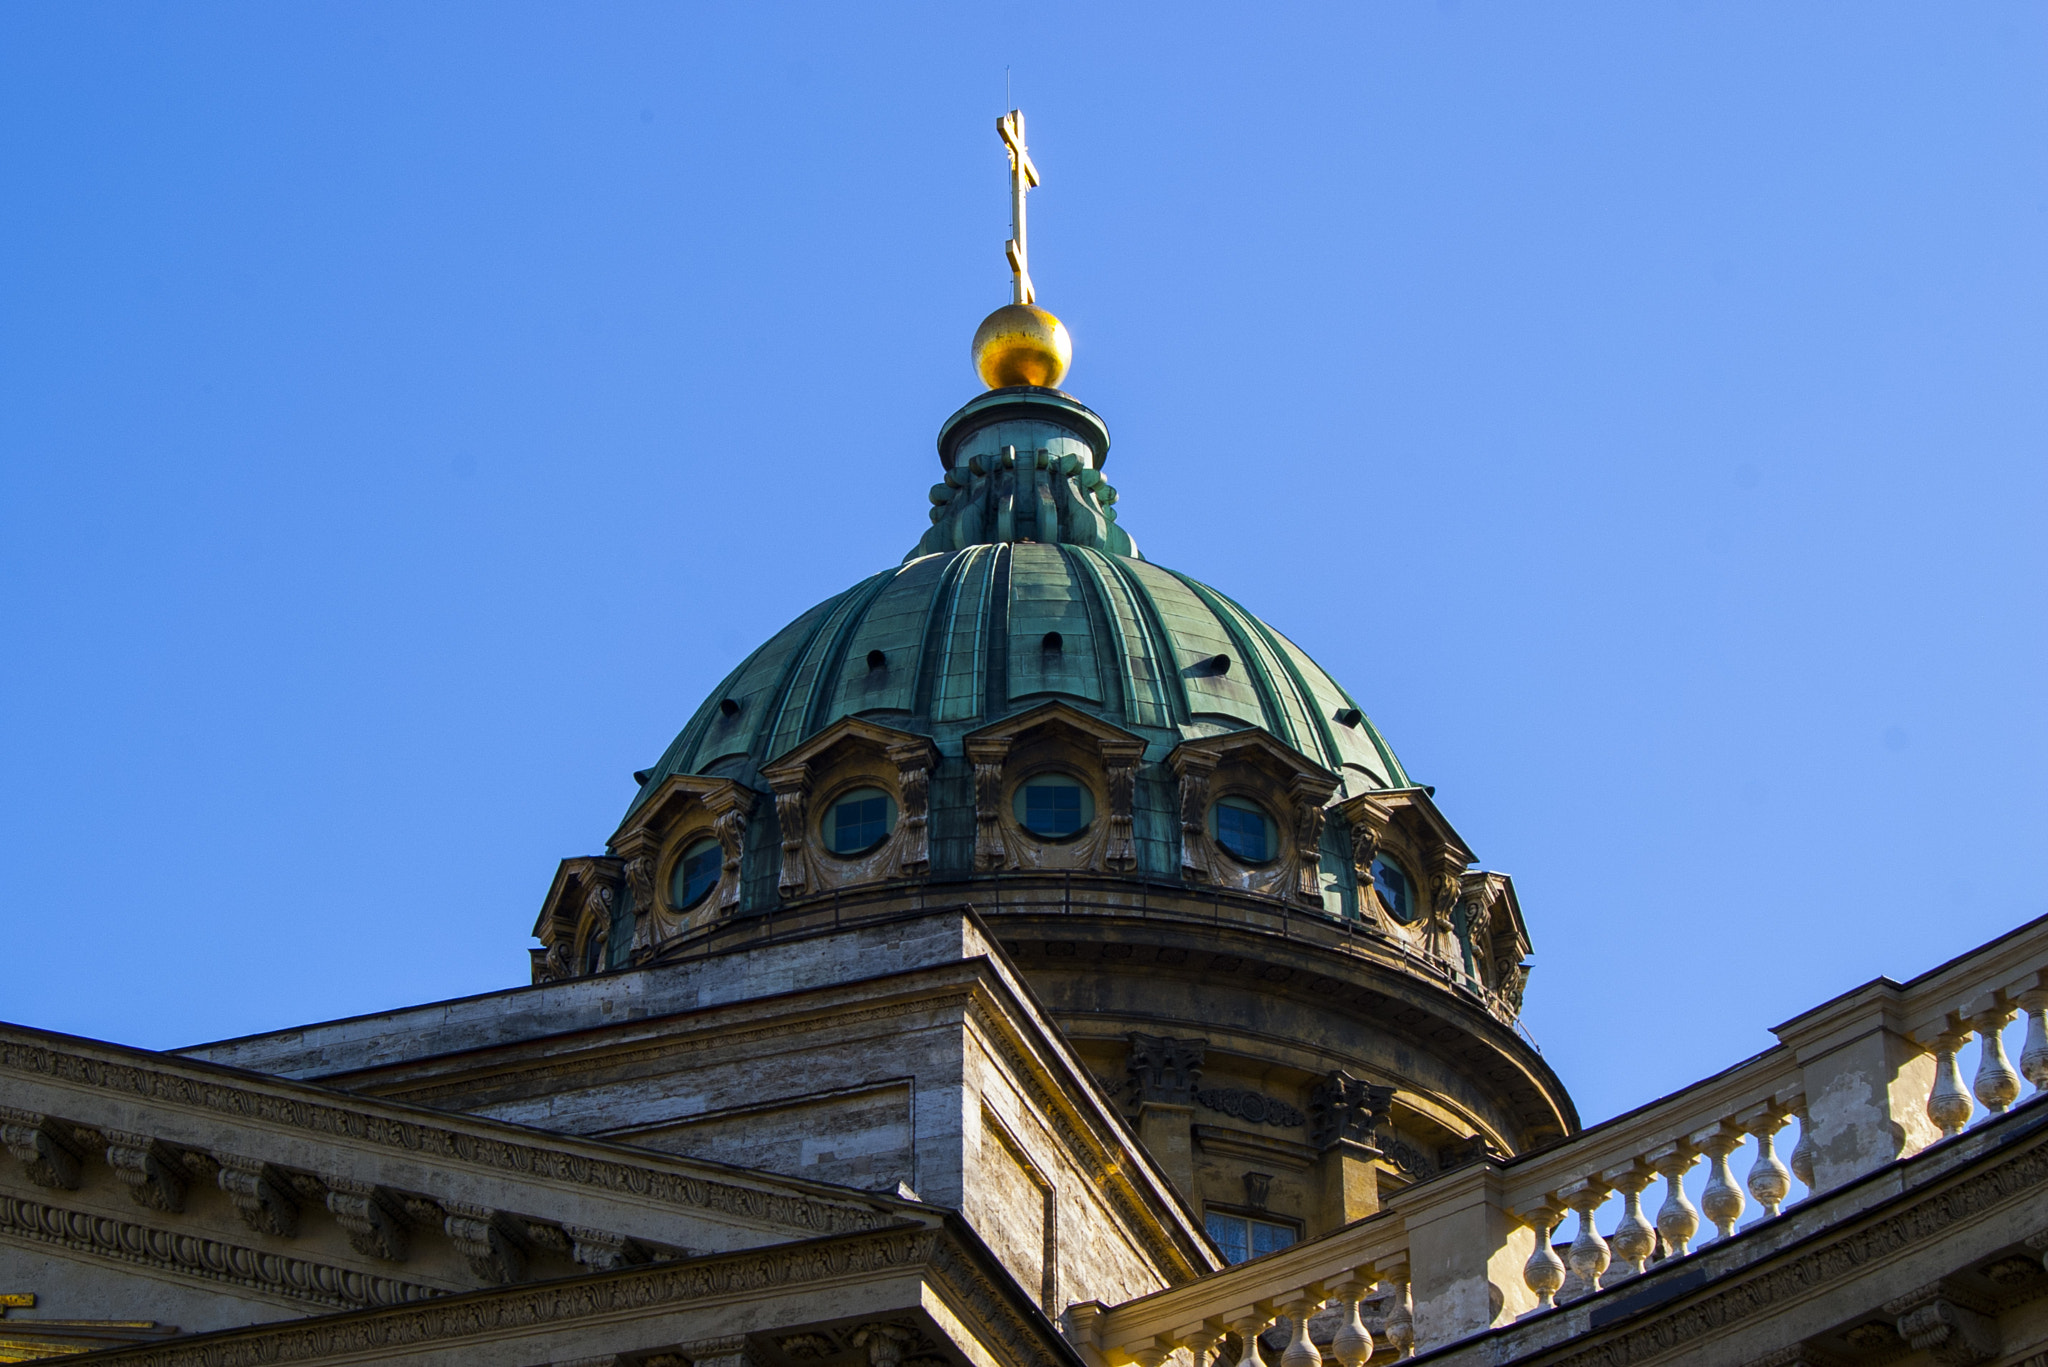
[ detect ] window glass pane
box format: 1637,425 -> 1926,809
827,789 -> 895,855
1204,1212 -> 1250,1265
1371,853 -> 1415,923
1250,1219 -> 1296,1258
1017,777 -> 1093,837
672,839 -> 721,910
1215,800 -> 1271,863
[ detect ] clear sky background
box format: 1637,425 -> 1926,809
2,4 -> 2043,1128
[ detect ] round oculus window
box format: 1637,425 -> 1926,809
825,787 -> 896,856
1014,774 -> 1094,839
1211,796 -> 1276,864
671,838 -> 721,911
1371,852 -> 1417,924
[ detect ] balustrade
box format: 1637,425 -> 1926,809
1074,916 -> 2048,1367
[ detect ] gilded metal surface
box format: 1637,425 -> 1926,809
998,109 -> 1040,306
973,303 -> 1072,389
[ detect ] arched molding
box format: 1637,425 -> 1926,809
607,774 -> 757,959
1332,789 -> 1475,959
960,702 -> 1146,875
1166,730 -> 1338,906
529,856 -> 622,983
758,717 -> 939,902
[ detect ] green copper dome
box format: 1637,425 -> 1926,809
622,386 -> 1412,894
629,541 -> 1408,810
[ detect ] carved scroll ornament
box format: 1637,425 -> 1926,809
888,740 -> 935,876
1170,750 -> 1218,884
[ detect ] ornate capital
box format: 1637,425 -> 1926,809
1308,1071 -> 1394,1152
1127,1032 -> 1206,1106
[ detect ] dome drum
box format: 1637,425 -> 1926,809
550,701 -> 1526,1024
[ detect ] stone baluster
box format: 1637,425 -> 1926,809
1738,1105 -> 1793,1219
1519,1203 -> 1567,1314
1228,1315 -> 1272,1367
1184,1329 -> 1225,1367
1926,1026 -> 1975,1138
2020,988 -> 2048,1094
1328,1283 -> 1374,1367
1969,1002 -> 2021,1115
1382,1270 -> 1414,1358
1787,1104 -> 1815,1192
1279,1293 -> 1325,1367
1128,1343 -> 1172,1367
1649,1141 -> 1701,1258
1559,1179 -> 1611,1299
1693,1124 -> 1747,1241
1603,1162 -> 1658,1280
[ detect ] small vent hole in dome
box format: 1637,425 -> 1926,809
867,649 -> 887,670
1204,653 -> 1232,675
719,698 -> 741,718
1335,707 -> 1363,728
633,769 -> 652,786
1042,631 -> 1063,652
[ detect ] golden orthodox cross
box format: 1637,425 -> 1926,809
998,109 -> 1040,305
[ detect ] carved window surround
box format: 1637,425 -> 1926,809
1165,731 -> 1337,907
1459,870 -> 1531,1017
960,701 -> 1146,876
529,856 -> 623,984
1331,788 -> 1475,956
759,717 -> 939,902
608,775 -> 759,960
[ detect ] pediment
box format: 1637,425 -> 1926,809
531,854 -> 621,945
761,715 -> 937,785
962,700 -> 1145,762
608,772 -> 757,850
1166,725 -> 1338,792
1333,785 -> 1475,864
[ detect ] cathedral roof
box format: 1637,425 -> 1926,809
625,388 -> 1409,822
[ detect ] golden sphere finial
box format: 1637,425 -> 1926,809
972,303 -> 1072,390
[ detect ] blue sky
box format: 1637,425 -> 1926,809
2,3 -> 2043,1126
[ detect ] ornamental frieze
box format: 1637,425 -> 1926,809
1193,1088 -> 1304,1129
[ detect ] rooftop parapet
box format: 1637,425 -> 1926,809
1070,911 -> 2048,1363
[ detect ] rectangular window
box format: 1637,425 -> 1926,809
1204,1211 -> 1297,1265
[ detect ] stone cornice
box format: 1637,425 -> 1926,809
354,976 -> 973,1106
45,1219 -> 1075,1367
0,1027 -> 899,1239
0,1192 -> 446,1310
